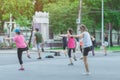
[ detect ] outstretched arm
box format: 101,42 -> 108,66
4,37 -> 12,40
70,33 -> 84,39
60,34 -> 68,37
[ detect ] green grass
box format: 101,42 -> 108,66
95,46 -> 120,51
49,46 -> 120,51
49,47 -> 63,50
107,46 -> 120,51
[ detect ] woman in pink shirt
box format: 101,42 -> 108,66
61,28 -> 76,65
5,29 -> 30,70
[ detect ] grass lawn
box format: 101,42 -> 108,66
95,46 -> 120,51
49,46 -> 120,51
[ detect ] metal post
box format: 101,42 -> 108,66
101,0 -> 104,45
77,0 -> 82,34
9,14 -> 12,42
108,23 -> 110,49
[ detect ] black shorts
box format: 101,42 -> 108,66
83,46 -> 91,56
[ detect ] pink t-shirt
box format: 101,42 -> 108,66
67,36 -> 75,48
12,35 -> 27,48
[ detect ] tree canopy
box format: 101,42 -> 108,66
0,0 -> 120,34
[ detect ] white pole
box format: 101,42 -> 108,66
108,23 -> 110,49
9,14 -> 12,42
101,0 -> 104,45
77,0 -> 82,34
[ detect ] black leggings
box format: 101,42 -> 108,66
68,48 -> 75,58
17,47 -> 28,64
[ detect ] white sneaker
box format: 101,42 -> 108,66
68,63 -> 74,66
80,56 -> 83,60
82,72 -> 91,75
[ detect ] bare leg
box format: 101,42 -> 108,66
68,57 -> 73,65
83,56 -> 89,72
92,46 -> 95,56
38,48 -> 40,57
103,46 -> 107,56
37,48 -> 41,59
64,49 -> 67,57
80,47 -> 83,59
69,57 -> 73,63
73,52 -> 77,61
26,50 -> 31,58
21,64 -> 24,68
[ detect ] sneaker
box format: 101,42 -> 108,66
92,53 -> 95,56
80,56 -> 83,60
37,57 -> 42,59
27,55 -> 31,59
82,72 -> 91,75
68,63 -> 74,66
105,54 -> 107,56
19,68 -> 24,71
73,57 -> 77,61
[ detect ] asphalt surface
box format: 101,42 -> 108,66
0,49 -> 120,80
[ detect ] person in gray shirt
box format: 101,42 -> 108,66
71,24 -> 92,75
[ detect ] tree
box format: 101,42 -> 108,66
0,0 -> 34,33
44,0 -> 79,34
82,0 -> 120,46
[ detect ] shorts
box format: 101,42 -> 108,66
103,41 -> 108,46
83,46 -> 91,56
36,43 -> 42,49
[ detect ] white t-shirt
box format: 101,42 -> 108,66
82,31 -> 92,48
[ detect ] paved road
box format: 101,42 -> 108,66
0,49 -> 120,80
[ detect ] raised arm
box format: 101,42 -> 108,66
4,37 -> 13,40
70,33 -> 84,39
60,34 -> 68,37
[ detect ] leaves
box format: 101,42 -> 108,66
44,0 -> 78,34
0,0 -> 120,34
0,0 -> 34,28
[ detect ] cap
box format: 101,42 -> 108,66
15,29 -> 20,33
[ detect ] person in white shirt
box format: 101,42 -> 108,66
71,24 -> 92,75
103,33 -> 108,56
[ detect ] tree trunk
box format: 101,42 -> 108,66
92,26 -> 96,36
34,0 -> 43,12
117,28 -> 120,45
0,21 -> 4,33
109,23 -> 113,46
28,26 -> 33,47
